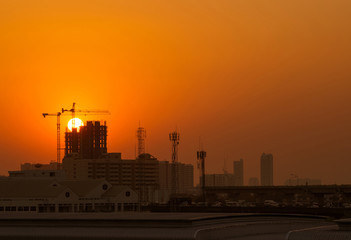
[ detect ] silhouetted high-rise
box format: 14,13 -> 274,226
260,153 -> 273,186
65,121 -> 107,159
233,158 -> 244,186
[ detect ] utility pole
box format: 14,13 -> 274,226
197,150 -> 206,202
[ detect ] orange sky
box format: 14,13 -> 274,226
0,0 -> 350,185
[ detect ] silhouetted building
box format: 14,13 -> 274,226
260,153 -> 273,186
0,179 -> 138,213
63,121 -> 194,203
63,153 -> 159,202
8,162 -> 65,180
65,121 -> 107,159
285,177 -> 322,186
21,162 -> 61,171
9,170 -> 65,180
158,161 -> 194,201
248,177 -> 259,186
202,174 -> 235,187
233,158 -> 244,186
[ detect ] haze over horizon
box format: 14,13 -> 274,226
0,0 -> 350,185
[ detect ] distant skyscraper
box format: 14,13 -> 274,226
260,153 -> 273,186
233,159 -> 244,186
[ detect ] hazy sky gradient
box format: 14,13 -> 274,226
0,0 -> 350,185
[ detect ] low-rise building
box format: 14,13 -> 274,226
248,177 -> 259,186
21,162 -> 61,170
157,161 -> 194,202
0,179 -> 138,213
285,178 -> 322,186
202,174 -> 236,187
8,170 -> 65,180
63,153 -> 159,203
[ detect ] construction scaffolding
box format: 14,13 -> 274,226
65,121 -> 107,159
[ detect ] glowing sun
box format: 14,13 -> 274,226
68,118 -> 84,132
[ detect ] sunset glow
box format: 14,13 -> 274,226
67,118 -> 84,132
0,0 -> 350,185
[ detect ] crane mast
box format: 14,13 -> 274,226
42,112 -> 61,166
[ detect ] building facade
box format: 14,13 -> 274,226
157,161 -> 194,201
260,153 -> 273,186
21,162 -> 61,171
63,153 -> 159,202
9,170 -> 65,180
0,179 -> 138,213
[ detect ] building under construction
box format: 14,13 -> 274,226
63,121 -> 159,202
65,121 -> 107,159
63,121 -> 194,203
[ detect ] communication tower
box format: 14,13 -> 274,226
169,130 -> 180,194
136,125 -> 146,157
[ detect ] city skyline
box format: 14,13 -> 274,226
1,1 -> 351,186
0,116 -> 331,186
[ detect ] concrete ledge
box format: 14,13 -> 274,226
335,218 -> 351,231
0,213 -> 333,240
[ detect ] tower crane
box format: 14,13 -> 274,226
62,102 -> 110,129
43,103 -> 110,167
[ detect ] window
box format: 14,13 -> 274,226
65,192 -> 70,198
126,191 -> 130,197
102,184 -> 108,190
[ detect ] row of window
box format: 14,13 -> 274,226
89,167 -> 157,170
0,206 -> 37,211
87,175 -> 156,179
87,172 -> 157,175
87,163 -> 157,167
